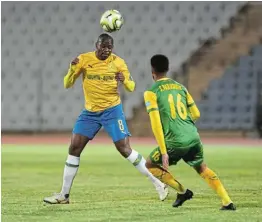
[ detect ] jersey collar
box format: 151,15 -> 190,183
156,77 -> 170,82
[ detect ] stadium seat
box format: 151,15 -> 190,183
197,45 -> 261,130
1,2 -> 246,130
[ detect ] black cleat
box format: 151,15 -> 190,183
172,189 -> 194,208
220,203 -> 236,211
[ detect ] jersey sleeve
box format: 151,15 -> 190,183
118,59 -> 135,92
144,91 -> 167,155
185,90 -> 200,121
64,55 -> 84,88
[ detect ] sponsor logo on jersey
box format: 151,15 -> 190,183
86,74 -> 115,81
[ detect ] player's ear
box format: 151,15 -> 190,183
151,66 -> 155,75
151,70 -> 154,80
151,72 -> 156,81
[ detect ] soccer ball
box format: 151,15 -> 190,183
100,9 -> 124,33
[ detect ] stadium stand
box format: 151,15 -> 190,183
1,2 -> 248,131
197,45 -> 262,130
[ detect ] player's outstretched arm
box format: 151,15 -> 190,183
64,56 -> 83,89
144,91 -> 167,155
186,91 -> 200,121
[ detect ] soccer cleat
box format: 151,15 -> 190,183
172,189 -> 193,208
43,193 -> 69,204
156,184 -> 169,201
220,203 -> 236,211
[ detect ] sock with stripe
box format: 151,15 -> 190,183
200,167 -> 232,206
61,155 -> 80,196
127,150 -> 163,187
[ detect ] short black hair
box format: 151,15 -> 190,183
151,54 -> 169,74
97,33 -> 114,45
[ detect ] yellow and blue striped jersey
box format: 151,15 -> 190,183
64,51 -> 135,112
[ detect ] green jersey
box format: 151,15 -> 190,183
144,78 -> 200,148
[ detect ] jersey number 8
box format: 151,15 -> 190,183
168,93 -> 187,120
118,120 -> 125,131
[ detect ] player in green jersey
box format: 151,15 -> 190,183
144,54 -> 236,210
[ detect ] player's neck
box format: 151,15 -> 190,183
155,75 -> 168,81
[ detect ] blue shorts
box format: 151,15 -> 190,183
73,104 -> 131,142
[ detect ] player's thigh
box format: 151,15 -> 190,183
148,147 -> 162,165
182,143 -> 204,167
103,115 -> 131,157
149,147 -> 182,166
104,116 -> 131,142
72,109 -> 102,140
101,104 -> 132,157
102,104 -> 131,143
167,148 -> 184,166
193,162 -> 207,174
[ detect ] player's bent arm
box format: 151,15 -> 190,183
64,57 -> 83,89
123,79 -> 135,92
119,59 -> 135,92
186,91 -> 201,121
144,91 -> 167,154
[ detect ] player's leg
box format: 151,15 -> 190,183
194,163 -> 236,210
145,147 -> 186,194
114,137 -> 168,200
184,142 -> 236,210
43,110 -> 101,204
43,134 -> 89,204
102,104 -> 168,200
145,147 -> 194,207
60,134 -> 89,197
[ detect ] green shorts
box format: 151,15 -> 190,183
149,142 -> 204,167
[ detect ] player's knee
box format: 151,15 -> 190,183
118,145 -> 132,158
145,158 -> 153,169
68,144 -> 82,157
68,141 -> 84,157
194,163 -> 207,174
68,134 -> 89,157
114,139 -> 132,158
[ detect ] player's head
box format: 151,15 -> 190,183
150,54 -> 169,81
96,33 -> 114,60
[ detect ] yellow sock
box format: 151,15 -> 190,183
149,167 -> 186,194
200,167 -> 232,206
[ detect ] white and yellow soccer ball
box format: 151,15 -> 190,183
100,9 -> 124,33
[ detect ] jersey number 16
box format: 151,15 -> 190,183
168,93 -> 187,120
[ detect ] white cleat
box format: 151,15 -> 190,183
156,184 -> 169,201
43,193 -> 69,204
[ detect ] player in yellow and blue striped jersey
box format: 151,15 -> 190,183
43,34 -> 168,204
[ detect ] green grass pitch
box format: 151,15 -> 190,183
2,144 -> 262,222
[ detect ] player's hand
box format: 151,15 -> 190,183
115,72 -> 125,83
162,154 -> 169,170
